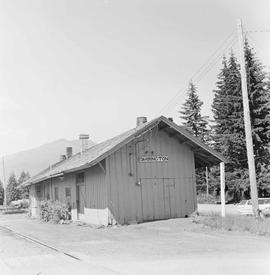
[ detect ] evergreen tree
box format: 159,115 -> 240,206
179,81 -> 209,142
0,180 -> 4,205
212,54 -> 246,167
244,41 -> 270,196
211,42 -> 270,200
180,82 -> 210,194
6,172 -> 20,204
18,171 -> 31,199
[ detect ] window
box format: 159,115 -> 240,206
65,187 -> 71,198
76,172 -> 85,185
55,187 -> 59,201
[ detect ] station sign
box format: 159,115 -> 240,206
139,155 -> 168,162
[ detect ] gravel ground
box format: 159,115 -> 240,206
0,213 -> 269,275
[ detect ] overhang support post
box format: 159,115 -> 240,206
98,162 -> 106,174
220,162 -> 226,217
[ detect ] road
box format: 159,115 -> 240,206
0,213 -> 269,275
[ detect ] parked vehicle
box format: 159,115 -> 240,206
10,199 -> 29,209
237,198 -> 270,215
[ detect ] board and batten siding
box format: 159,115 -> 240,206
29,163 -> 108,225
29,174 -> 76,218
29,127 -> 197,225
80,163 -> 108,225
106,127 -> 197,225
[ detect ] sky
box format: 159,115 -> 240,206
0,0 -> 270,156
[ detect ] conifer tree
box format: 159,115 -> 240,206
211,53 -> 249,200
6,172 -> 20,204
179,81 -> 209,142
211,41 -> 270,200
18,171 -> 31,199
0,180 -> 4,205
180,82 -> 210,194
244,41 -> 270,196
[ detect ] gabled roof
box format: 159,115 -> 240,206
22,116 -> 226,186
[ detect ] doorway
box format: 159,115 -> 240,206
76,172 -> 85,219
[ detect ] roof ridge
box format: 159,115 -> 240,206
22,115 -> 225,186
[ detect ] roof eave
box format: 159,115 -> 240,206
160,116 -> 227,163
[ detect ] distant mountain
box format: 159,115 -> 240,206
0,139 -> 95,180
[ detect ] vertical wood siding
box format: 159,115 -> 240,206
30,127 -> 197,225
107,127 -> 196,224
29,164 -> 107,224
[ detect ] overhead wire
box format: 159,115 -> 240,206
157,31 -> 237,116
189,31 -> 236,82
245,32 -> 270,63
246,29 -> 270,33
194,37 -> 238,83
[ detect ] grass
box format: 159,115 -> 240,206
195,214 -> 270,236
197,193 -> 217,204
2,209 -> 28,215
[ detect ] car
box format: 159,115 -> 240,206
10,199 -> 29,209
237,198 -> 270,215
215,200 -> 229,204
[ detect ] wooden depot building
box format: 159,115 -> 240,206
23,116 -> 226,225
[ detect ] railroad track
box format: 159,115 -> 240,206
0,225 -> 81,261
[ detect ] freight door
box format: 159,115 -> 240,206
141,178 -> 176,221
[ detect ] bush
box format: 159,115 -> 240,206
40,200 -> 70,223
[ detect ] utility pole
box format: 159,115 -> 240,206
237,19 -> 259,216
205,166 -> 209,196
2,156 -> 7,210
220,162 -> 225,217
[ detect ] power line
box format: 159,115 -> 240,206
190,31 -> 236,81
246,29 -> 270,33
193,36 -> 237,83
246,32 -> 270,62
157,33 -> 237,116
194,37 -> 237,83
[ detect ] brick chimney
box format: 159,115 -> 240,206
66,147 -> 72,158
136,117 -> 147,127
79,134 -> 89,153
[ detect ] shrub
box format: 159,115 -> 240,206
39,200 -> 70,223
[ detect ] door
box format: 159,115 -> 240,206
76,184 -> 85,219
141,178 -> 176,221
76,172 -> 85,219
164,179 -> 176,218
